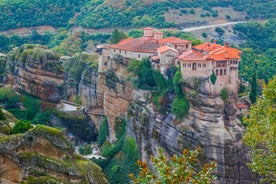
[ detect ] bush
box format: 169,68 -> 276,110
220,88 -> 229,101
12,121 -> 33,134
210,71 -> 217,85
172,97 -> 190,120
97,117 -> 109,146
202,32 -> 207,38
189,9 -> 195,14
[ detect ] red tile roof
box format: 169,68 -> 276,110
151,55 -> 160,61
157,45 -> 178,54
193,43 -> 241,61
144,27 -> 154,30
109,38 -> 159,53
158,36 -> 191,44
236,103 -> 248,109
179,50 -> 205,61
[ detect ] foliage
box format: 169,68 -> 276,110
236,20 -> 276,83
110,29 -> 127,44
172,96 -> 190,120
0,107 -> 6,120
152,70 -> 168,92
215,27 -> 225,38
210,71 -> 217,85
12,121 -> 33,134
173,67 -> 183,97
128,29 -> 143,38
220,88 -> 229,101
0,0 -> 83,31
127,58 -> 156,89
249,70 -> 257,103
73,95 -> 82,105
97,117 -> 109,147
129,147 -> 216,184
202,32 -> 207,38
104,137 -> 140,184
243,77 -> 276,182
79,143 -> 92,155
163,30 -> 203,46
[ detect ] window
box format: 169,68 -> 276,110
138,54 -> 140,58
224,69 -> 226,75
114,49 -> 115,53
183,64 -> 186,67
119,50 -> 121,54
188,64 -> 191,67
125,51 -> 127,54
192,63 -> 197,70
104,62 -> 107,66
107,56 -> 110,60
198,64 -> 201,67
216,70 -> 218,75
220,69 -> 222,75
203,64 -> 206,68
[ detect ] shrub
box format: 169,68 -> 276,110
210,71 -> 217,84
172,96 -> 189,120
220,88 -> 229,101
12,121 -> 33,134
97,117 -> 109,146
202,32 -> 207,38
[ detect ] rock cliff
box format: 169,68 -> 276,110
126,77 -> 254,184
6,45 -> 67,102
0,125 -> 108,184
98,55 -> 253,183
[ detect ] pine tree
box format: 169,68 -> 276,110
249,69 -> 257,103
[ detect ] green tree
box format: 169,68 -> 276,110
202,32 -> 207,38
110,29 -> 127,44
249,69 -> 257,103
172,96 -> 189,120
12,121 -> 33,134
97,117 -> 109,146
215,27 -> 225,38
210,71 -> 217,85
129,147 -> 216,184
243,77 -> 276,182
220,88 -> 229,101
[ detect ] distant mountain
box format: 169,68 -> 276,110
0,0 -> 275,30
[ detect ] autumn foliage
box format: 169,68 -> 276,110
129,147 -> 216,184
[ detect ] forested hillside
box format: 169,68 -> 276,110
235,19 -> 276,84
0,0 -> 275,30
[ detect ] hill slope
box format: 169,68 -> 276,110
0,0 -> 275,30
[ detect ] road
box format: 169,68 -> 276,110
182,21 -> 247,32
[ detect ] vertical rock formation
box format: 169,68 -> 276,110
6,45 -> 67,102
126,77 -> 254,183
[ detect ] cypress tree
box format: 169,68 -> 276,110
249,69 -> 257,103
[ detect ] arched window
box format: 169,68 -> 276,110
220,69 -> 223,75
192,63 -> 197,70
198,64 -> 201,68
203,64 -> 206,68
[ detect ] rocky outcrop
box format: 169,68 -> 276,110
0,125 -> 109,184
61,53 -> 99,109
126,78 -> 254,183
6,45 -> 67,102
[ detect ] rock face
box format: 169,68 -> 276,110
0,125 -> 109,184
126,78 -> 254,184
61,53 -> 99,109
6,45 -> 67,102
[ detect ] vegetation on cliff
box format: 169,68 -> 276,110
130,147 -> 216,184
0,125 -> 108,183
243,77 -> 276,183
93,118 -> 139,184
